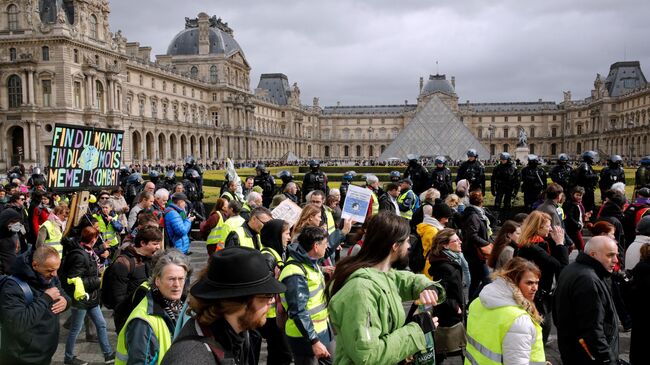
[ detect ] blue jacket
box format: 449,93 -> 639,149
164,204 -> 191,254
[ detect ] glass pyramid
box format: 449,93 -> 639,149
378,95 -> 489,161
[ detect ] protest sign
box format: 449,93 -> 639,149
341,184 -> 371,223
47,124 -> 124,192
271,199 -> 303,227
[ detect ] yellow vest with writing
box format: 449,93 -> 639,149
40,220 -> 63,255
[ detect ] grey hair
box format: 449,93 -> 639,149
154,188 -> 170,201
149,249 -> 192,287
420,188 -> 441,204
611,182 -> 626,195
366,174 -> 379,185
328,188 -> 340,197
247,191 -> 262,204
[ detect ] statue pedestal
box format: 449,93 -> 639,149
515,146 -> 530,165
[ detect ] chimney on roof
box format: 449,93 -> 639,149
466,100 -> 470,104
336,101 -> 340,107
198,13 -> 210,55
538,98 -> 542,102
419,77 -> 423,93
313,97 -> 319,108
451,76 -> 456,89
405,100 -> 408,105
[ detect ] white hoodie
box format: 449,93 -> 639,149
477,277 -> 540,365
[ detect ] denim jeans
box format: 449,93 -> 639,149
65,305 -> 112,360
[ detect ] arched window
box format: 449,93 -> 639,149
356,145 -> 361,157
7,4 -> 18,30
503,144 -> 509,153
190,66 -> 198,79
576,142 -> 582,154
42,46 -> 50,61
8,74 -> 22,108
9,47 -> 16,61
344,146 -> 349,157
550,143 -> 557,156
95,80 -> 104,112
210,66 -> 218,83
89,14 -> 98,39
324,146 -> 330,157
368,145 -> 374,157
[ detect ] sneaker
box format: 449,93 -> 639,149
64,357 -> 89,365
105,351 -> 116,364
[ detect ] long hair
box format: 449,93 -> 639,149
488,220 -> 520,268
518,211 -> 551,247
428,228 -> 457,258
493,257 -> 543,324
589,220 -> 615,237
210,198 -> 228,215
326,212 -> 410,302
292,204 -> 321,237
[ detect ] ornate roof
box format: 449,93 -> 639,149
39,0 -> 75,25
166,15 -> 244,57
605,61 -> 648,97
420,74 -> 455,96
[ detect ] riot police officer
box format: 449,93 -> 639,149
572,151 -> 599,213
302,160 -> 328,201
125,172 -> 144,207
520,154 -> 547,212
491,152 -> 519,221
339,171 -> 355,209
635,155 -> 650,196
549,153 -> 572,193
183,155 -> 204,193
599,154 -> 626,201
456,149 -> 486,195
429,156 -> 453,199
277,170 -> 301,202
163,169 -> 177,192
119,166 -> 131,190
27,167 -> 46,191
183,168 -> 205,217
254,164 -> 276,208
389,170 -> 401,183
403,155 -> 429,196
148,169 -> 164,191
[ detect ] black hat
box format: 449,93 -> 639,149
190,246 -> 286,300
431,203 -> 454,219
171,192 -> 188,202
400,178 -> 413,185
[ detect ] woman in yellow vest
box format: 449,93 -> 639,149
465,257 -> 547,365
116,249 -> 191,365
36,204 -> 69,255
258,219 -> 293,365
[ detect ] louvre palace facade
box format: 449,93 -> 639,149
1,0 -> 649,170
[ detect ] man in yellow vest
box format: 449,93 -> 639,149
223,206 -> 272,250
220,180 -> 243,203
397,178 -> 418,220
36,204 -> 69,255
365,174 -> 381,219
307,190 -> 352,264
94,200 -> 123,252
279,226 -> 334,364
116,249 -> 191,365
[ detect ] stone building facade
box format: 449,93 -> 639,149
0,0 -> 648,170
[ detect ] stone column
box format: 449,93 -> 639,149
21,73 -> 28,105
29,122 -> 36,162
106,79 -> 112,110
86,76 -> 92,107
27,71 -> 35,105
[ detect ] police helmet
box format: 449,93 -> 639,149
308,159 -> 320,168
583,151 -> 597,162
343,171 -> 356,181
186,169 -> 200,179
499,152 -> 511,161
127,173 -> 143,185
33,167 -> 41,175
641,156 -> 650,166
165,170 -> 175,180
390,171 -> 401,180
149,170 -> 160,179
277,170 -> 293,179
528,154 -> 540,163
558,153 -> 569,162
609,155 -> 623,164
185,156 -> 195,165
434,156 -> 447,165
467,149 -> 478,158
8,172 -> 21,181
406,154 -> 419,161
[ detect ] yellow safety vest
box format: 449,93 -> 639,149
93,213 -> 120,247
369,189 -> 379,216
40,220 -> 63,255
465,297 -> 546,365
261,247 -> 284,318
278,258 -> 329,338
206,212 -> 226,250
323,207 -> 335,234
231,225 -> 262,250
116,291 -> 172,365
221,191 -> 242,203
397,190 -> 416,220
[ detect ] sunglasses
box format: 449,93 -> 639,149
99,197 -> 110,200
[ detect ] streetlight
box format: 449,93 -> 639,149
488,124 -> 496,161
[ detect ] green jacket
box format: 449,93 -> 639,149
328,268 -> 445,365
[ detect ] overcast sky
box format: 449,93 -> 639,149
108,0 -> 650,107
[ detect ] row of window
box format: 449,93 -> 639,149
7,75 -> 52,108
322,145 -> 387,158
8,46 -> 49,62
477,115 -> 555,123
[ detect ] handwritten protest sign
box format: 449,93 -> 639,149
47,124 -> 124,192
341,184 -> 371,223
271,199 -> 303,227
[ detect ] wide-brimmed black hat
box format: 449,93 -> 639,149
190,246 -> 286,300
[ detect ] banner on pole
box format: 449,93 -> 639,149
47,124 -> 124,192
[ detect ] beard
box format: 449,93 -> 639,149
392,251 -> 410,270
238,304 -> 268,330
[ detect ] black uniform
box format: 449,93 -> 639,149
254,172 -> 276,208
302,170 -> 328,201
183,177 -> 205,217
636,164 -> 650,195
520,163 -> 547,212
599,164 -> 626,201
456,160 -> 486,195
339,181 -> 351,209
572,162 -> 599,212
404,160 -> 429,195
491,161 -> 519,220
549,163 -> 573,193
429,167 -> 453,199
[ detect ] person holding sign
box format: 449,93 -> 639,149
327,212 -> 444,365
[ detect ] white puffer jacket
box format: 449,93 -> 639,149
478,277 -> 539,365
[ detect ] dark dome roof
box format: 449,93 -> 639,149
421,74 -> 455,96
167,26 -> 243,57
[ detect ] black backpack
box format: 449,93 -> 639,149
408,233 -> 426,274
101,255 -> 136,309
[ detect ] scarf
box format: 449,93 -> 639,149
49,213 -> 67,233
470,204 -> 492,237
82,243 -> 102,271
423,215 -> 445,230
152,287 -> 183,321
443,249 -> 471,288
